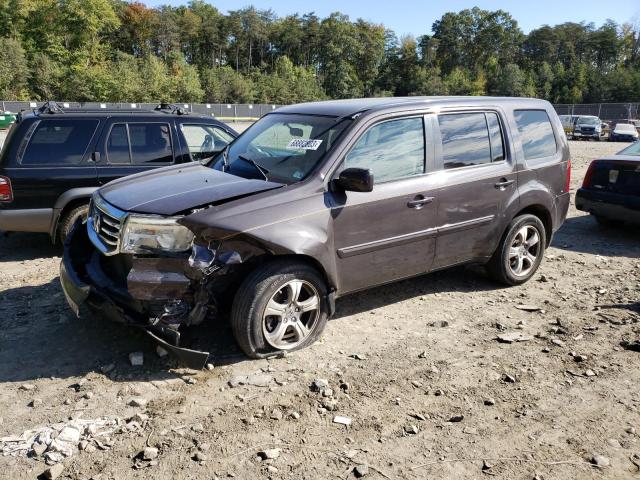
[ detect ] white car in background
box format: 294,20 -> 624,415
609,123 -> 639,142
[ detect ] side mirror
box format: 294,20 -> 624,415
335,168 -> 374,192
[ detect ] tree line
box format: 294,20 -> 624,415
0,1 -> 639,104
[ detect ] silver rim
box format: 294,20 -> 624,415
262,280 -> 320,350
508,225 -> 541,277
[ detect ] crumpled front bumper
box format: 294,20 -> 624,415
59,221 -> 211,368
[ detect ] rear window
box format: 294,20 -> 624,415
20,119 -> 99,165
514,110 -> 557,160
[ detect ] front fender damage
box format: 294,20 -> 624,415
124,239 -> 256,369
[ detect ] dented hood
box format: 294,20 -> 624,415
98,162 -> 283,215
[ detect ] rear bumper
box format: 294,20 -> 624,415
0,208 -> 53,233
576,188 -> 640,224
59,221 -> 211,368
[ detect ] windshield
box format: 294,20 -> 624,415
578,117 -> 599,125
618,142 -> 640,155
213,113 -> 351,184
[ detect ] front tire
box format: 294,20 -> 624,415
231,260 -> 329,358
487,214 -> 546,286
58,204 -> 89,244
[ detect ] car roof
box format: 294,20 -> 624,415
19,109 -> 226,123
274,96 -> 552,117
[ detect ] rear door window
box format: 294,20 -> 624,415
106,122 -> 174,165
181,124 -> 234,161
20,119 -> 99,165
438,113 -> 492,169
514,110 -> 557,160
129,123 -> 173,164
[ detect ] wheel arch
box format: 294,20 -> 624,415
50,188 -> 97,241
513,204 -> 553,247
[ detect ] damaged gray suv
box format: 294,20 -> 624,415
60,97 -> 570,367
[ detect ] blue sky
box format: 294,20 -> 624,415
143,0 -> 640,36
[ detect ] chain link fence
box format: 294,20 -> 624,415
0,101 -> 281,121
552,103 -> 640,122
3,100 -> 639,124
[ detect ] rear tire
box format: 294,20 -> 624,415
487,214 -> 546,286
58,204 -> 89,244
231,259 -> 329,359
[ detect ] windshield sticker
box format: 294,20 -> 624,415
286,139 -> 323,150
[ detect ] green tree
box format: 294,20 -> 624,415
0,37 -> 29,99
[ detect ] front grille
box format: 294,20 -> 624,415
88,195 -> 127,255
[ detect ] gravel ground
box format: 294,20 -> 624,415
0,140 -> 639,480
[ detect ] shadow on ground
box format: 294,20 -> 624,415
552,214 -> 640,258
0,232 -> 59,262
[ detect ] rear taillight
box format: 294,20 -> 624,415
564,158 -> 571,192
582,161 -> 596,189
0,176 -> 12,202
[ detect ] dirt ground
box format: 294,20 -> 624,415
1,140 -> 639,480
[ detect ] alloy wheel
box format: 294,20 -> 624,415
508,225 -> 541,277
262,279 -> 320,350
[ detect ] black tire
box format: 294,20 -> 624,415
594,215 -> 622,228
58,204 -> 89,244
486,214 -> 546,286
231,259 -> 329,359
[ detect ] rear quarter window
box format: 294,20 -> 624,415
20,119 -> 99,166
513,110 -> 557,161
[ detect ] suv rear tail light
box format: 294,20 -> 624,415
0,176 -> 12,202
582,161 -> 596,188
564,158 -> 571,193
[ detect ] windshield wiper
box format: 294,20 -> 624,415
237,154 -> 270,180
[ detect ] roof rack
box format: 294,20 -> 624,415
37,101 -> 65,115
154,103 -> 189,115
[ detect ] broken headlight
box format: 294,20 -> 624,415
121,215 -> 194,254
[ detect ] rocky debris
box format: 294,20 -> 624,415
227,373 -> 272,388
418,351 -> 428,358
484,398 -> 496,406
206,363 -> 214,371
502,374 -> 517,383
128,397 -> 148,408
258,448 -> 281,460
626,427 -> 636,435
354,463 -> 369,477
44,463 -> 65,479
429,320 -> 450,328
142,447 -> 158,460
449,414 -> 464,422
193,451 -> 207,462
585,369 -> 596,377
99,363 -> 115,374
349,353 -> 367,360
571,353 -> 588,362
83,392 -> 94,400
18,384 -> 36,391
310,378 -> 330,393
404,424 -> 419,435
590,454 -> 610,467
620,337 -> 640,352
129,352 -> 144,366
29,398 -> 43,407
515,304 -> 543,312
333,416 -> 352,426
496,332 -> 534,343
1,418 -> 119,464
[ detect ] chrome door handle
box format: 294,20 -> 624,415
407,196 -> 434,209
494,179 -> 515,189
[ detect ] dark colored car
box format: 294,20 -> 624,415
60,97 -> 571,367
0,103 -> 237,243
576,141 -> 640,226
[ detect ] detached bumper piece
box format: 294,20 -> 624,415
60,221 -> 211,369
576,188 -> 640,225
